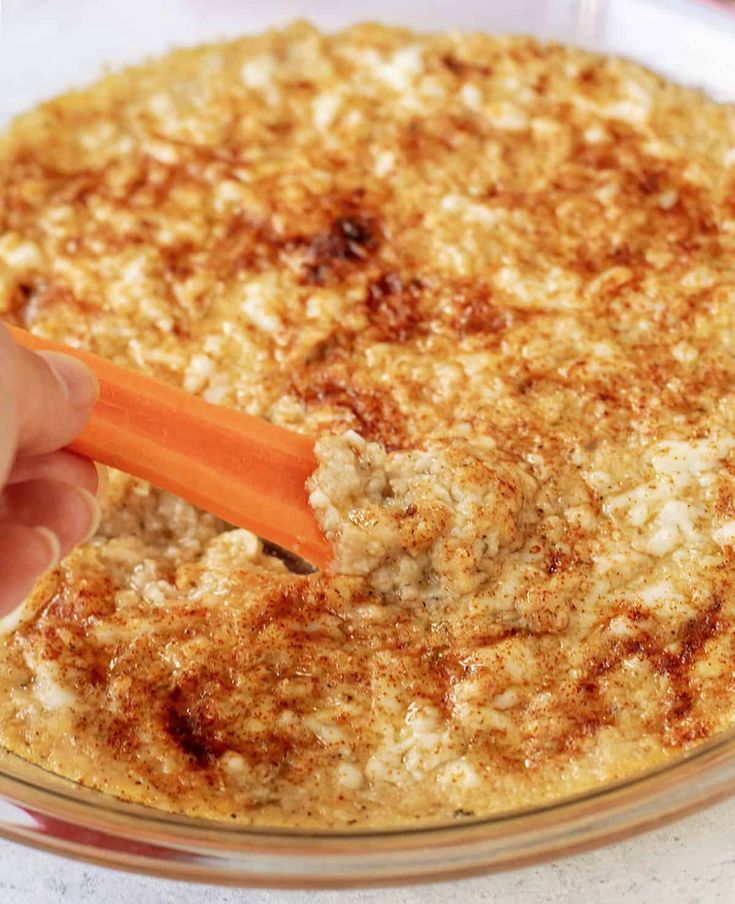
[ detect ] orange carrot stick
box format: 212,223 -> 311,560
7,325 -> 331,570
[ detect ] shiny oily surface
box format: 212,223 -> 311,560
1,22 -> 735,834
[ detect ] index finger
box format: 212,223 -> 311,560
0,328 -> 17,485
1,325 -> 99,458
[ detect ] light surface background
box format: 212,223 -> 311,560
0,1 -> 734,901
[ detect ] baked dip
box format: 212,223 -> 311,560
1,23 -> 735,827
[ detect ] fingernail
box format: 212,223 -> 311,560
34,526 -> 61,573
94,463 -> 109,500
41,352 -> 100,409
75,487 -> 102,543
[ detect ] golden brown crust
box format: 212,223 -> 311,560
1,22 -> 735,826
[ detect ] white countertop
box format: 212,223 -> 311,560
1,796 -> 734,903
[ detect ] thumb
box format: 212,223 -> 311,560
10,339 -> 99,457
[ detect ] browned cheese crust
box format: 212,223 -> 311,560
1,23 -> 735,827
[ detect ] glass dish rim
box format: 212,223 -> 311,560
0,724 -> 733,840
0,722 -> 733,886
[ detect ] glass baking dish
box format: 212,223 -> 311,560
1,0 -> 734,887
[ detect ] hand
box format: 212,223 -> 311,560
0,325 -> 101,620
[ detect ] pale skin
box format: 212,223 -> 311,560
0,324 -> 101,616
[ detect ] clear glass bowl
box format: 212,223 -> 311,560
1,0 -> 734,887
0,730 -> 734,886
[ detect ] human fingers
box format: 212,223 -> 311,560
0,523 -> 59,617
11,338 -> 99,457
0,477 -> 101,558
7,450 -> 102,495
0,327 -> 18,485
